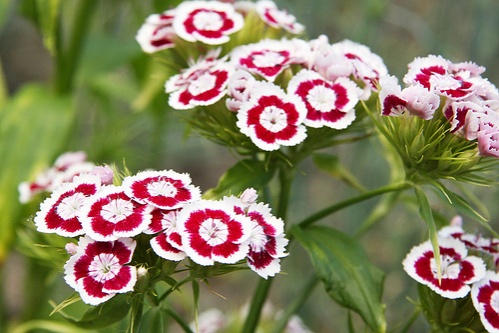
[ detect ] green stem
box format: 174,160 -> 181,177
241,278 -> 274,333
270,275 -> 319,333
165,309 -> 194,333
297,181 -> 410,231
242,163 -> 295,333
54,0 -> 99,94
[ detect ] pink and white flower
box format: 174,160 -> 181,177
226,69 -> 257,112
172,1 -> 244,45
177,200 -> 252,266
136,10 -> 176,53
80,185 -> 152,241
34,174 -> 101,237
64,236 -> 137,305
230,38 -> 309,82
379,75 -> 440,120
165,58 -> 234,109
288,69 -> 359,129
472,271 -> 499,333
149,208 -> 186,261
122,170 -> 201,210
255,0 -> 304,34
236,82 -> 307,151
403,237 -> 486,299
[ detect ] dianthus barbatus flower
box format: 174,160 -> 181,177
122,169 -> 201,210
235,81 -> 307,151
80,185 -> 152,241
172,0 -> 244,45
403,237 -> 486,299
471,271 -> 499,333
136,9 -> 176,53
288,69 -> 359,129
34,174 -> 101,237
165,57 -> 234,110
149,208 -> 187,261
64,236 -> 137,305
230,38 -> 310,82
177,200 -> 252,266
255,0 -> 304,34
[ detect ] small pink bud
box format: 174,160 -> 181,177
240,188 -> 258,205
89,165 -> 114,185
65,243 -> 78,255
450,215 -> 463,227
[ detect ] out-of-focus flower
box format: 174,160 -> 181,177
230,38 -> 309,82
89,165 -> 114,185
64,236 -> 137,305
471,271 -> 499,333
255,0 -> 304,34
34,174 -> 101,237
403,237 -> 486,299
122,170 -> 201,210
136,9 -> 176,53
165,57 -> 234,110
177,200 -> 252,266
172,1 -> 244,45
189,308 -> 227,333
235,82 -> 307,151
288,69 -> 359,129
80,185 -> 152,241
226,69 -> 257,112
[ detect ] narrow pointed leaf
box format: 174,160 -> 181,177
292,225 -> 386,333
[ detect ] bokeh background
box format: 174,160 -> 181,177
1,0 -> 498,332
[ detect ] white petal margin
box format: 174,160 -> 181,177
471,271 -> 499,333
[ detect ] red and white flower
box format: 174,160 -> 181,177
64,236 -> 137,305
255,0 -> 304,34
136,9 -> 176,53
34,174 -> 101,237
403,55 -> 478,100
472,271 -> 499,333
226,69 -> 257,112
177,200 -> 252,266
122,170 -> 201,210
230,38 -> 310,82
236,82 -> 307,151
288,69 -> 359,129
165,58 -> 234,109
379,75 -> 440,120
149,208 -> 187,261
80,185 -> 152,241
244,203 -> 288,278
172,1 -> 244,45
403,237 -> 486,298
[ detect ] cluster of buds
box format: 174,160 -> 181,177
377,55 -> 499,182
26,152 -> 288,305
403,216 -> 499,332
136,0 -> 388,152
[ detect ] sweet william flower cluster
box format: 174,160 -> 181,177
31,154 -> 288,305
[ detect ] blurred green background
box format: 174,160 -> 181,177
0,0 -> 498,332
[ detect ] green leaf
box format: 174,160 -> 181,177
414,186 -> 441,281
0,84 -> 74,262
292,225 -> 386,333
34,0 -> 62,55
203,159 -> 275,200
312,153 -> 366,192
58,294 -> 131,329
138,306 -> 165,333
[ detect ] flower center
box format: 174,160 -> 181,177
249,225 -> 268,252
147,180 -> 178,197
188,72 -> 217,95
57,192 -> 87,219
193,11 -> 224,31
199,218 -> 229,246
88,253 -> 121,282
307,85 -> 337,112
252,51 -> 285,68
101,198 -> 134,223
430,255 -> 460,279
161,211 -> 178,234
260,106 -> 287,132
